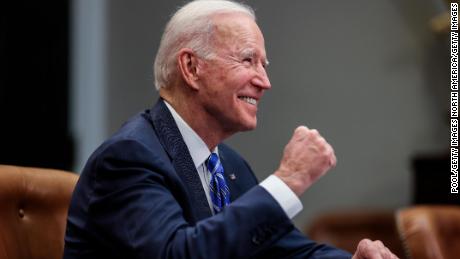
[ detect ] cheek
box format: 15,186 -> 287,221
205,65 -> 252,98
234,69 -> 254,85
216,71 -> 227,82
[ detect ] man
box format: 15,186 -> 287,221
64,1 -> 398,258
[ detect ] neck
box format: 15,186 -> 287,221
160,87 -> 233,150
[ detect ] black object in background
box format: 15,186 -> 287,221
412,153 -> 459,205
0,1 -> 73,170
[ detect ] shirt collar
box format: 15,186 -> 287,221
163,100 -> 217,168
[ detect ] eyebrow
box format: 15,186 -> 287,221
240,48 -> 256,58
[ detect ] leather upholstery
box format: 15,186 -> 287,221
0,165 -> 78,259
396,206 -> 460,259
307,210 -> 406,258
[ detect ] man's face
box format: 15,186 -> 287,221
196,13 -> 271,135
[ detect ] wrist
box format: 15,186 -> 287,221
274,170 -> 309,197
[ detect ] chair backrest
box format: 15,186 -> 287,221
307,209 -> 406,258
396,205 -> 460,259
0,165 -> 78,259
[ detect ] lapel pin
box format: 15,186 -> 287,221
229,173 -> 237,180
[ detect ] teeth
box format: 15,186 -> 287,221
239,96 -> 257,105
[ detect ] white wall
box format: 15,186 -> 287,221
72,0 -> 449,228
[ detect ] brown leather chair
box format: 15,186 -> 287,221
396,205 -> 460,259
306,209 -> 406,258
0,165 -> 78,259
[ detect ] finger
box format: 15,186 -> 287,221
293,126 -> 310,141
316,136 -> 327,151
374,240 -> 385,248
384,247 -> 395,259
374,240 -> 385,255
373,240 -> 395,259
387,247 -> 399,259
374,240 -> 390,259
331,147 -> 337,167
357,239 -> 383,259
368,240 -> 384,259
379,241 -> 397,259
326,144 -> 336,167
310,128 -> 319,136
295,125 -> 309,134
379,246 -> 390,259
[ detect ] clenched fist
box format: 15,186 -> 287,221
274,126 -> 336,197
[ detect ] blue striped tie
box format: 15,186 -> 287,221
206,153 -> 230,213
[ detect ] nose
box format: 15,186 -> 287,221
251,64 -> 271,90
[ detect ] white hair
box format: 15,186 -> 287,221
153,0 -> 255,90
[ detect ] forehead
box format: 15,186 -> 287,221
210,13 -> 266,55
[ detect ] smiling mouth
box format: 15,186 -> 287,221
238,96 -> 257,105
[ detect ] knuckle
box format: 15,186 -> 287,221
296,125 -> 308,133
326,149 -> 334,159
360,238 -> 372,246
374,240 -> 384,247
322,148 -> 330,157
294,126 -> 308,138
310,129 -> 319,136
329,145 -> 335,154
317,135 -> 325,143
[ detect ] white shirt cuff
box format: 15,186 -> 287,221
259,175 -> 303,219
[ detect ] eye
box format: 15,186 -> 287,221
242,57 -> 253,64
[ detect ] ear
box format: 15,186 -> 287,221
177,48 -> 201,90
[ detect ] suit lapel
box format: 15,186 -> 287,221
219,144 -> 260,202
147,99 -> 212,221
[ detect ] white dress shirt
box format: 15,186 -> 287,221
164,100 -> 302,218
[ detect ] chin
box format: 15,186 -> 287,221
239,119 -> 257,132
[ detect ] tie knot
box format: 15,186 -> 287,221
206,153 -> 221,175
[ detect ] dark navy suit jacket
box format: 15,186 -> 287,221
64,99 -> 351,259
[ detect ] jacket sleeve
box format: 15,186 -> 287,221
68,139 -> 296,259
255,228 -> 352,259
236,149 -> 352,259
